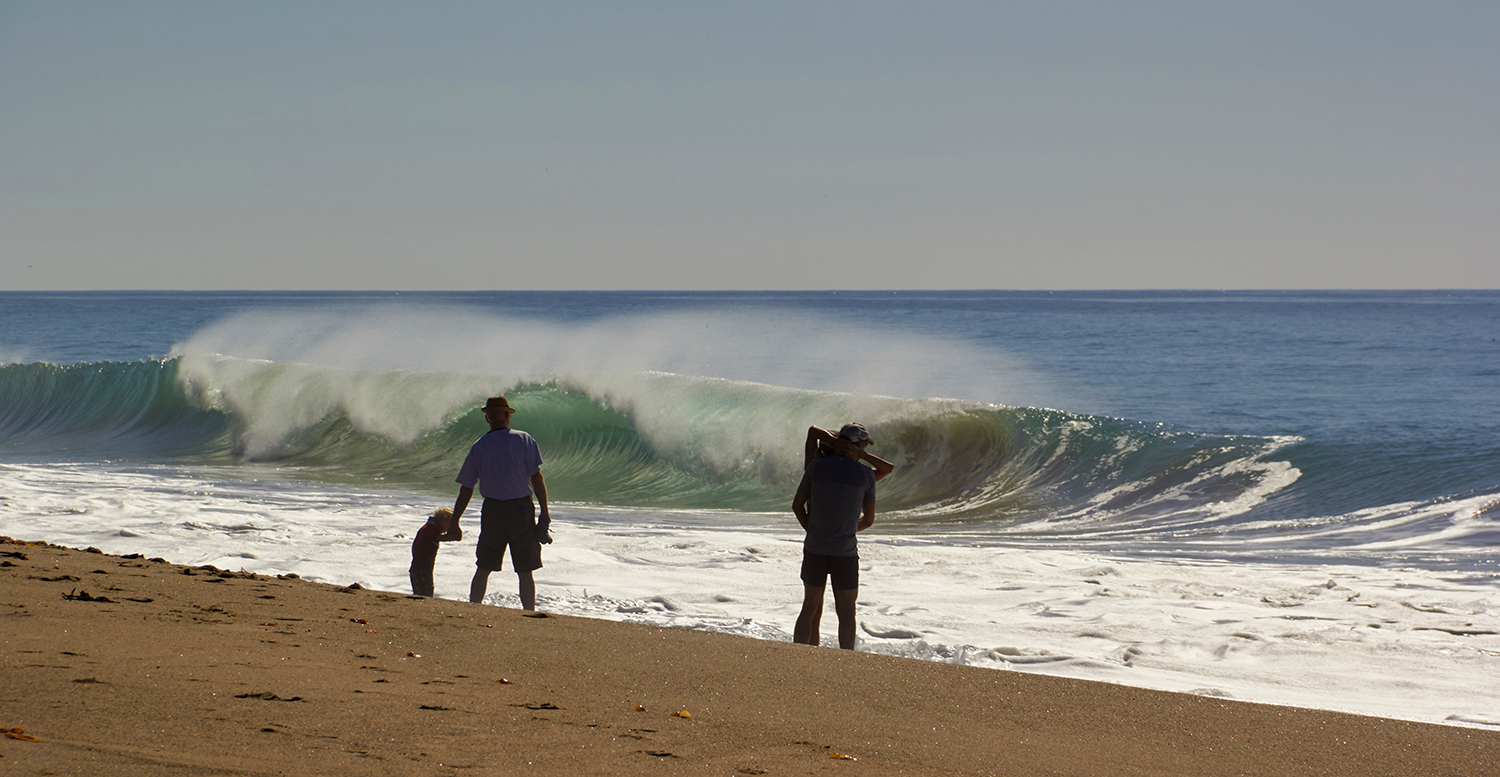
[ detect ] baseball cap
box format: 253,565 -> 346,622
837,423 -> 871,443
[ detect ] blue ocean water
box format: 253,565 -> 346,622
5,290 -> 1500,725
3,289 -> 1497,568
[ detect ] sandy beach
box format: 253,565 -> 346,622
2,536 -> 1495,776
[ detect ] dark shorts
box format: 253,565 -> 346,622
801,551 -> 860,592
476,497 -> 542,573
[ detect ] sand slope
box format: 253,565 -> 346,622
2,537 -> 1495,776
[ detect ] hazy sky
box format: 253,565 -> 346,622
3,1 -> 1496,290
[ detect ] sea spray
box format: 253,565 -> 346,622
168,304 -> 1070,409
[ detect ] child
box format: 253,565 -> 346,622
409,507 -> 460,597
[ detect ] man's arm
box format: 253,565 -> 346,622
808,426 -> 860,459
807,426 -> 893,480
857,502 -> 875,532
861,451 -> 895,481
445,486 -> 473,540
805,426 -> 833,466
530,470 -> 552,544
792,490 -> 811,531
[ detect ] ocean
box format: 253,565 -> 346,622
2,290 -> 1497,727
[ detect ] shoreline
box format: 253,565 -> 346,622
3,536 -> 1496,776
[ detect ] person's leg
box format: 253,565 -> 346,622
828,555 -> 861,650
469,567 -> 491,603
411,527 -> 438,597
793,585 -> 825,646
410,563 -> 433,597
794,552 -> 828,645
472,498 -> 511,604
501,497 -> 542,611
832,587 -> 859,650
517,569 -> 537,611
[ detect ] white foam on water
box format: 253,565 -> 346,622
2,461 -> 1497,729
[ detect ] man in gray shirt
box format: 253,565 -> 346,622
792,423 -> 880,650
449,396 -> 551,611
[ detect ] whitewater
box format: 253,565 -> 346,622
1,291 -> 1496,729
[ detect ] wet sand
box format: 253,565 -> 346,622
2,536 -> 1495,776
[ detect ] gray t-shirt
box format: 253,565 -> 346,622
796,456 -> 876,557
456,428 -> 543,501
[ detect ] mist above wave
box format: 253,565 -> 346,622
169,303 -> 1068,409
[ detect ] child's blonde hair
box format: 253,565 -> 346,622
432,507 -> 453,520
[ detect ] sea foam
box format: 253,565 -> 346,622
2,458 -> 1496,729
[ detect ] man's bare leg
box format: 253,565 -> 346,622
470,568 -> 491,603
518,569 -> 537,611
833,587 -> 859,650
793,585 -> 825,646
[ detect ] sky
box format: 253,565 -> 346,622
2,1 -> 1496,290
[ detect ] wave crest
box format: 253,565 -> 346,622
3,355 -> 1303,532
